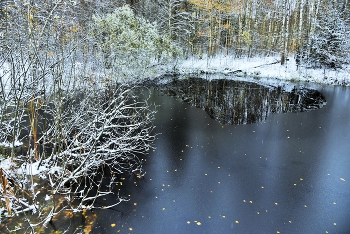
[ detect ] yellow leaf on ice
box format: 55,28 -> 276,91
111,223 -> 116,227
235,220 -> 239,224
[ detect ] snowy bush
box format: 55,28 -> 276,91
0,2 -> 157,231
91,5 -> 180,79
300,3 -> 349,70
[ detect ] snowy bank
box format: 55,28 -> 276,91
176,55 -> 350,87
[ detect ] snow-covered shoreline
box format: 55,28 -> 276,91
175,55 -> 350,87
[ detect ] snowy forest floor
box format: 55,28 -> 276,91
176,55 -> 350,87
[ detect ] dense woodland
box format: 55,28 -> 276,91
1,0 -> 350,67
134,0 -> 350,68
0,0 -> 349,232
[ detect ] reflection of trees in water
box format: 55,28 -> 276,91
158,78 -> 326,125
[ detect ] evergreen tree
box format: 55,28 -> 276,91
303,2 -> 348,69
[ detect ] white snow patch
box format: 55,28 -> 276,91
0,158 -> 16,171
176,55 -> 350,86
45,194 -> 51,201
19,161 -> 50,176
0,141 -> 23,148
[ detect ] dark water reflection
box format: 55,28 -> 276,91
157,77 -> 327,125
85,80 -> 350,234
20,79 -> 349,234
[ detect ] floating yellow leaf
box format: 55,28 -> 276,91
249,200 -> 253,204
162,208 -> 166,210
133,202 -> 137,206
196,222 -> 202,226
111,223 -> 116,227
293,184 -> 297,186
187,221 -> 191,224
235,220 -> 239,224
300,178 -> 304,181
129,227 -> 133,231
275,202 -> 278,205
261,186 -> 264,189
243,200 -> 246,203
222,215 -> 226,218
340,178 -> 346,181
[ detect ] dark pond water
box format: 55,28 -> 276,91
13,77 -> 350,233
81,78 -> 350,234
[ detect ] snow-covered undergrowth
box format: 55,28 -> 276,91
176,55 -> 350,86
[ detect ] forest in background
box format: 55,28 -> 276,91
2,0 -> 350,69
133,0 -> 350,68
